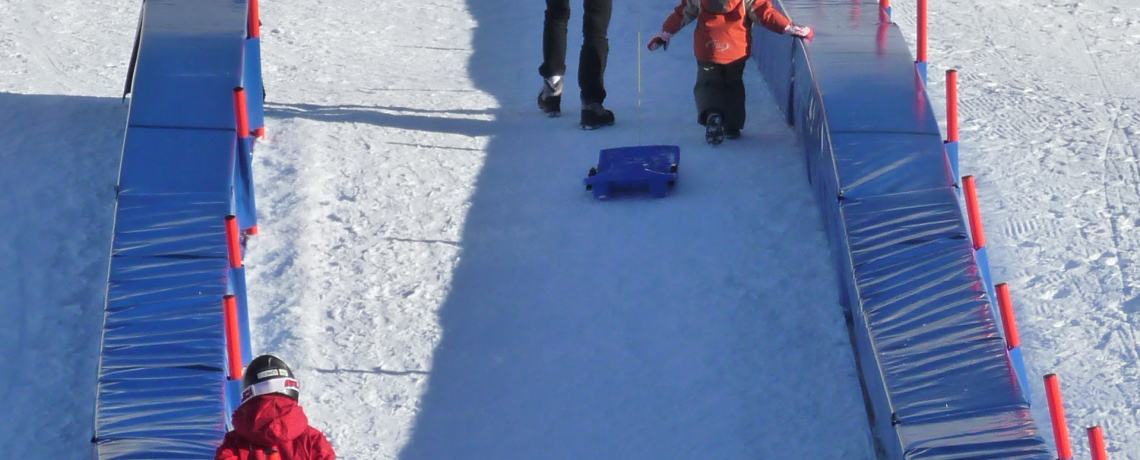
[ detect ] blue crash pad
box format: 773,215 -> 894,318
584,145 -> 680,199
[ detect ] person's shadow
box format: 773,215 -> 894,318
0,92 -> 125,460
387,1 -> 874,459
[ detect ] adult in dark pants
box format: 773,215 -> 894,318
537,0 -> 616,130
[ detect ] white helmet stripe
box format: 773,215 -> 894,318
240,377 -> 300,404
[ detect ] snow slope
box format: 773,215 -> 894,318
891,0 -> 1140,456
245,0 -> 874,458
3,0 -> 1140,459
0,1 -> 133,458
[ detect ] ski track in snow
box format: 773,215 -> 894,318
246,0 -> 876,458
894,0 -> 1140,457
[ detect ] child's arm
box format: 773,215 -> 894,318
661,0 -> 700,35
747,0 -> 793,34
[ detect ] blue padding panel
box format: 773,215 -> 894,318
754,0 -> 1052,457
119,127 -> 235,194
95,0 -> 255,458
127,0 -> 246,130
110,193 -> 230,258
831,132 -> 953,198
243,38 -> 266,131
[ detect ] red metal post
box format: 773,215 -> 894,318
1044,374 -> 1074,460
1088,426 -> 1108,460
248,0 -> 261,39
881,0 -> 890,10
917,0 -> 928,63
962,176 -> 986,250
224,295 -> 243,380
225,215 -> 243,268
947,70 -> 959,142
994,283 -> 1021,349
234,87 -> 250,137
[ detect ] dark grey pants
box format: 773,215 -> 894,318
695,58 -> 747,130
539,0 -> 612,105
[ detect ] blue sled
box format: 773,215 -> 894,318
584,145 -> 680,200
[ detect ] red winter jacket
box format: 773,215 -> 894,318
215,395 -> 336,460
661,0 -> 791,64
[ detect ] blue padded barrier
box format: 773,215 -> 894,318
244,37 -> 266,133
94,0 -> 258,458
755,1 -> 1052,458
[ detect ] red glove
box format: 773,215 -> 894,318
784,24 -> 813,39
647,31 -> 673,51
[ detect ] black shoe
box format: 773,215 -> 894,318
537,78 -> 562,117
581,103 -> 615,130
705,113 -> 725,145
725,127 -> 741,139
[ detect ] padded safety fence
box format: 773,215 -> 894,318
753,1 -> 1053,458
92,0 -> 264,458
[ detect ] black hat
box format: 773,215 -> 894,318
240,354 -> 300,404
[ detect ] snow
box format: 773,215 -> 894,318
246,1 -> 873,457
0,1 -> 134,458
893,0 -> 1140,456
2,0 -> 1139,459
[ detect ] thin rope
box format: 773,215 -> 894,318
636,0 -> 643,145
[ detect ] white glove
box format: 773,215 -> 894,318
647,31 -> 673,51
784,24 -> 813,39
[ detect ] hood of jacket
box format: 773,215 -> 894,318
232,394 -> 311,448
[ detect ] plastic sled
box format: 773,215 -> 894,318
584,145 -> 680,200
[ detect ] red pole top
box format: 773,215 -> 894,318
917,0 -> 928,62
946,70 -> 959,142
881,0 -> 890,10
994,283 -> 1021,349
225,215 -> 243,268
248,0 -> 261,39
962,176 -> 986,250
224,295 -> 243,380
233,87 -> 250,138
1087,426 -> 1108,460
1044,374 -> 1074,460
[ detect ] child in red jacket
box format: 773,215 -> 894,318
215,355 -> 336,460
647,0 -> 812,144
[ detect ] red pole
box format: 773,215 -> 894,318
881,0 -> 890,10
947,70 -> 959,142
962,176 -> 986,250
1044,374 -> 1074,460
224,295 -> 243,380
917,0 -> 928,63
994,283 -> 1021,349
1088,426 -> 1108,460
225,215 -> 243,268
234,87 -> 250,137
248,0 -> 261,39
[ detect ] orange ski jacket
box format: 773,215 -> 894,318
660,0 -> 792,64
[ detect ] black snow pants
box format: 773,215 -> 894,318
539,0 -> 612,105
694,58 -> 748,130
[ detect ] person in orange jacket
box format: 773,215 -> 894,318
215,355 -> 336,460
647,0 -> 812,144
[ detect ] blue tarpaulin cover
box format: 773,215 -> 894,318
755,1 -> 1052,458
93,0 -> 249,458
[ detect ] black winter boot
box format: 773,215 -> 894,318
705,112 -> 725,145
580,102 -> 615,130
538,77 -> 563,117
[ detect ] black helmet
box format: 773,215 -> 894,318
240,354 -> 300,404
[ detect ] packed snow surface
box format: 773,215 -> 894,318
1,0 -> 1139,459
246,0 -> 873,457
